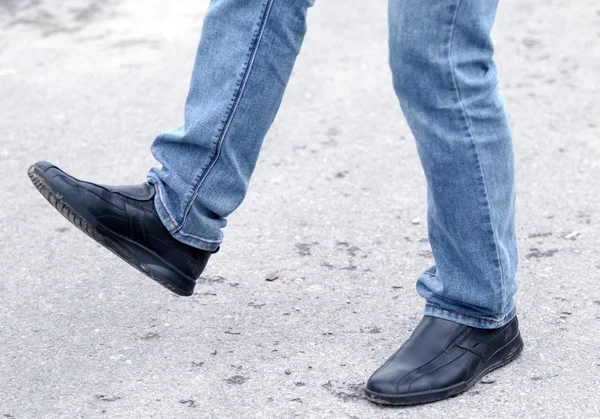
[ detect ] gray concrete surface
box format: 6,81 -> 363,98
1,0 -> 599,417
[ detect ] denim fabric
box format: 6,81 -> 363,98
147,0 -> 315,249
148,0 -> 518,329
388,0 -> 517,328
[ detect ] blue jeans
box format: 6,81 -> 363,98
147,0 -> 518,329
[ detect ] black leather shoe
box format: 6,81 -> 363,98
365,315 -> 523,406
28,161 -> 214,296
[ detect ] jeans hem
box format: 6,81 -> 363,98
147,175 -> 222,252
424,302 -> 516,329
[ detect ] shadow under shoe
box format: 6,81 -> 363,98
28,161 -> 214,296
365,315 -> 524,406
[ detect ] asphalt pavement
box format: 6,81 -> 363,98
1,0 -> 599,417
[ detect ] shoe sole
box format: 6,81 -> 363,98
28,165 -> 195,296
364,331 -> 524,406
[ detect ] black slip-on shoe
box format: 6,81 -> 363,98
27,161 -> 214,296
365,315 -> 524,406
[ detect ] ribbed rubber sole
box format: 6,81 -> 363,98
28,165 -> 194,296
364,332 -> 524,406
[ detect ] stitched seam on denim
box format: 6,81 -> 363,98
172,0 -> 275,236
149,177 -> 220,245
426,302 -> 515,324
152,181 -> 223,245
150,177 -> 179,231
448,0 -> 507,316
175,229 -> 222,244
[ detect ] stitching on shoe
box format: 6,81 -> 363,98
444,326 -> 470,352
407,351 -> 467,393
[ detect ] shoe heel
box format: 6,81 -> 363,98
486,332 -> 524,370
139,262 -> 195,297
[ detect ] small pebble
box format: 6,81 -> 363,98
563,231 -> 580,240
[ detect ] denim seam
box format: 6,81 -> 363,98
150,175 -> 181,230
426,302 -> 515,325
175,228 -> 222,244
447,0 -> 507,317
170,0 -> 275,237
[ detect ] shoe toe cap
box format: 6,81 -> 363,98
30,161 -> 71,185
31,161 -> 58,173
366,370 -> 435,396
365,378 -> 397,396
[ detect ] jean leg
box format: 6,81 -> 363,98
147,0 -> 315,251
388,0 -> 518,328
